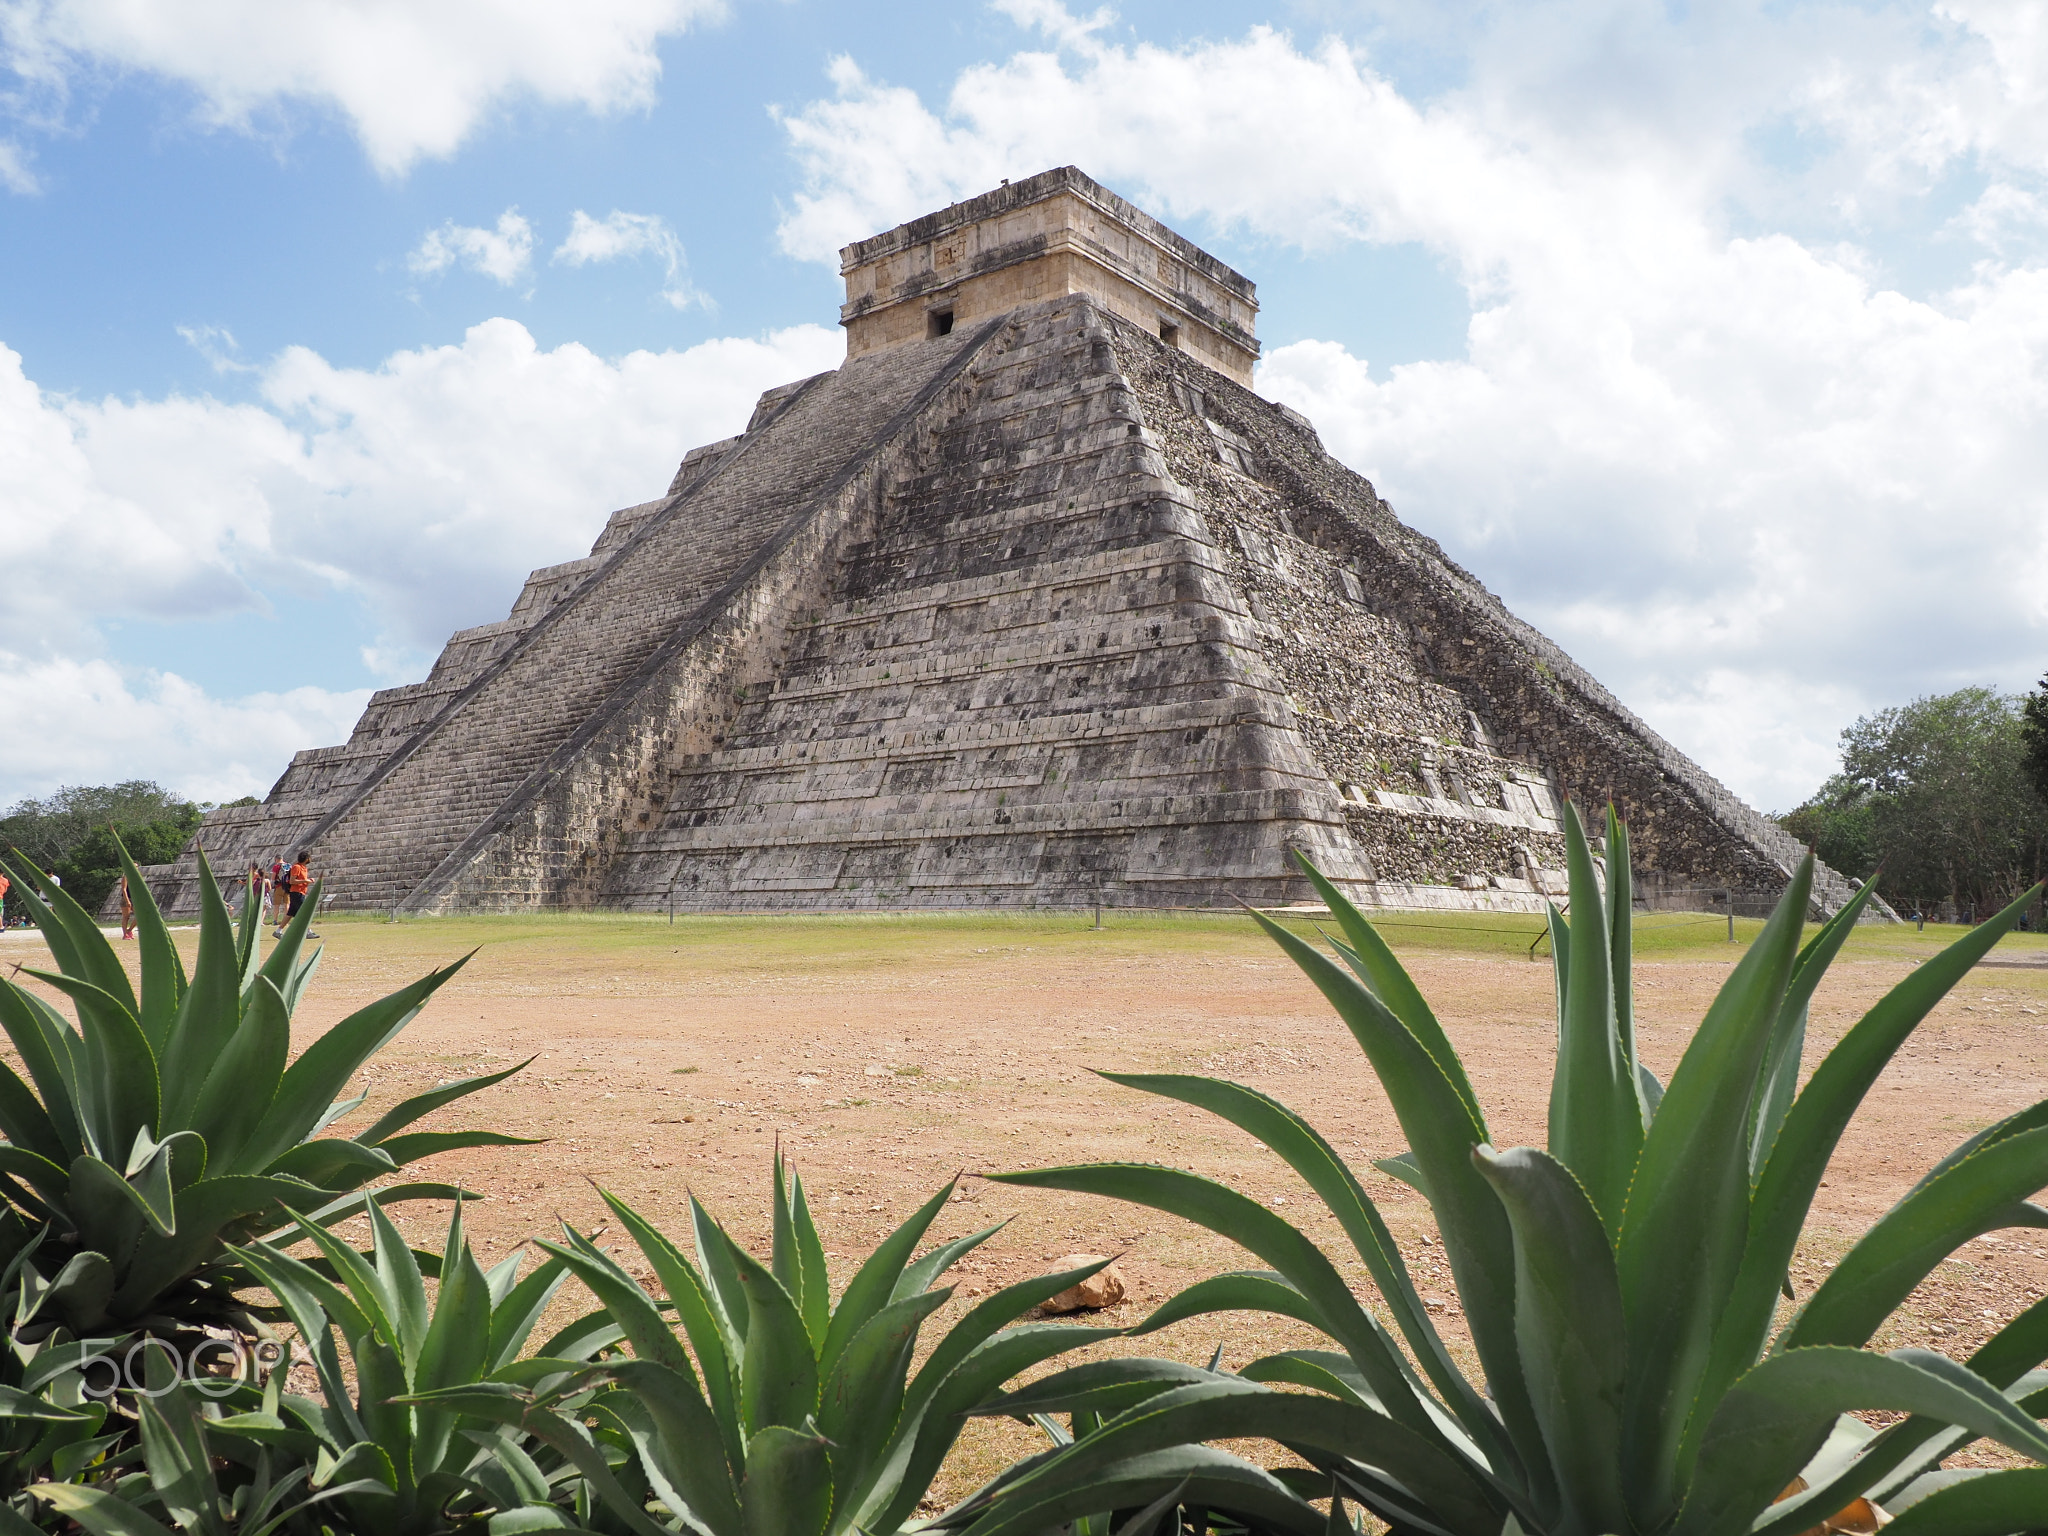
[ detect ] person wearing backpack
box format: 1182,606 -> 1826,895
276,851 -> 317,939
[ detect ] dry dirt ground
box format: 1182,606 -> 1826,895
6,906 -> 2047,1507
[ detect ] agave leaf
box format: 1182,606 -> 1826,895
984,1379 -> 1504,1536
694,1192 -> 752,1346
602,1359 -> 743,1536
948,1446 -> 1325,1536
816,1178 -> 953,1383
1099,1071 -> 1509,1466
596,1188 -> 743,1469
252,876 -> 321,1000
1763,1301 -> 2048,1532
740,1422 -> 831,1536
770,1146 -> 803,1316
234,865 -> 263,992
1240,1348 -> 1374,1407
899,1256 -> 1118,1425
1694,882 -> 2043,1467
1880,1466 -> 2048,1534
413,1208 -> 491,1473
71,1151 -> 170,1258
237,955 -> 470,1174
29,1483 -> 180,1536
787,1165 -> 830,1350
1605,808 -> 1640,1114
729,1240 -> 820,1434
1547,802 -> 1641,1236
357,1059 -> 534,1145
988,1160 -> 1448,1448
1290,851 -> 1486,1132
0,1057 -> 65,1167
0,851 -> 138,1023
108,1172 -> 325,1314
896,1219 -> 1004,1303
487,1253 -> 573,1371
1126,1270 -> 1325,1339
1750,881 -> 1880,1181
233,1234 -> 376,1348
350,1339 -> 416,1485
1615,856 -> 1814,1525
1674,1345 -> 2048,1536
229,1240 -> 369,1445
977,1357 -> 1224,1422
539,1227 -> 693,1376
1778,1126 -> 2048,1351
0,1144 -> 71,1212
374,1129 -> 542,1167
136,1368 -> 224,1536
187,975 -> 289,1175
263,1136 -> 397,1190
819,1289 -> 949,1515
0,978 -> 85,1155
1371,1150 -> 1427,1195
1909,1090 -> 2048,1195
158,851 -> 246,1133
24,970 -> 158,1159
1473,1145 -> 1629,1534
1242,901 -> 1545,1505
861,1323 -> 1125,1536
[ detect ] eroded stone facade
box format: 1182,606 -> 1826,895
141,172 -> 1859,919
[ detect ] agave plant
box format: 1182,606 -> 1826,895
424,1154 -> 1125,1536
0,843 -> 532,1340
0,1219 -> 109,1517
199,1194 -> 626,1536
970,806 -> 2048,1536
24,1348 -> 371,1536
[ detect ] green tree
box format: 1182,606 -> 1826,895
1784,687 -> 2048,917
0,781 -> 213,917
2023,672 -> 2048,806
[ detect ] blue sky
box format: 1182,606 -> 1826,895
4,0 -> 2045,814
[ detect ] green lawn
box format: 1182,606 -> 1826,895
298,897 -> 2048,975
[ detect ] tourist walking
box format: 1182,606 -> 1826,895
118,876 -> 135,940
269,857 -> 290,928
277,850 -> 318,939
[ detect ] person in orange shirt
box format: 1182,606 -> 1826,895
276,851 -> 317,939
0,871 -> 10,927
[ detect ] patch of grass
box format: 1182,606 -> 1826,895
671,1066 -> 699,1074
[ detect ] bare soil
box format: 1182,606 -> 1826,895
7,908 -> 2046,1503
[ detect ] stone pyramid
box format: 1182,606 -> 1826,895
149,168 -> 1855,917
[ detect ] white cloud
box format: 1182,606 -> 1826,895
771,3 -> 2048,813
0,319 -> 845,804
408,208 -> 535,287
0,657 -> 370,806
2,0 -> 727,175
553,208 -> 704,308
0,140 -> 38,193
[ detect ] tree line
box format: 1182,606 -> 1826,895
0,781 -> 252,919
1781,676 -> 2048,920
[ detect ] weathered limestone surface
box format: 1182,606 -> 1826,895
842,167 -> 1259,387
149,170 -> 1865,918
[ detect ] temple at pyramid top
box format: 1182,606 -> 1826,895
839,166 -> 1261,386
